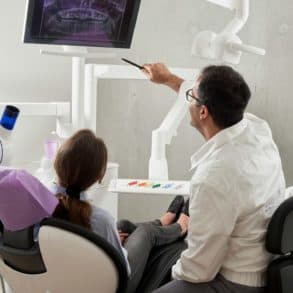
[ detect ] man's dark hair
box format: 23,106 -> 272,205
198,65 -> 251,129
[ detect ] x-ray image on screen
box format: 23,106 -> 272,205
40,0 -> 125,43
24,0 -> 141,48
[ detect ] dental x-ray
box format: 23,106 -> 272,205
24,0 -> 141,48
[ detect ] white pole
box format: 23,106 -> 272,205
84,64 -> 97,133
71,57 -> 85,131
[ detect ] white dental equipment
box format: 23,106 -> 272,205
192,0 -> 266,64
110,0 -> 266,195
83,64 -> 196,196
40,46 -> 117,137
0,0 -> 266,212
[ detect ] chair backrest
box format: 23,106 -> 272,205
39,218 -> 128,293
0,226 -> 46,274
0,225 -> 47,293
266,196 -> 293,293
0,218 -> 128,293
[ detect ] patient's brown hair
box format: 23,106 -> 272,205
52,129 -> 108,228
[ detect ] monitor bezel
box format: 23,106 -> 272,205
23,0 -> 141,49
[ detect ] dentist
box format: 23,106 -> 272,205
142,63 -> 286,293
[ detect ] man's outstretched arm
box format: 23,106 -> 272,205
142,63 -> 184,93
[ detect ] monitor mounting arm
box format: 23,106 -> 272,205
40,46 -> 116,137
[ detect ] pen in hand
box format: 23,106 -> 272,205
121,58 -> 145,70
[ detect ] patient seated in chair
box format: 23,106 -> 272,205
0,130 -> 189,293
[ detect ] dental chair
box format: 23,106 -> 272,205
0,218 -> 128,293
39,218 -> 128,293
266,195 -> 293,293
0,225 -> 46,292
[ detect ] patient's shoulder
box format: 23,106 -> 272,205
90,205 -> 116,230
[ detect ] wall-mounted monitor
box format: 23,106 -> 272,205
23,0 -> 141,48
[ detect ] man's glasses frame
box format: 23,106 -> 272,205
185,89 -> 205,105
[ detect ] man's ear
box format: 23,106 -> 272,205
200,105 -> 209,120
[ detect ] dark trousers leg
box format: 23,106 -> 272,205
136,239 -> 187,293
124,222 -> 182,293
117,219 -> 161,234
152,275 -> 266,293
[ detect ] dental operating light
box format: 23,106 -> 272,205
192,0 -> 266,64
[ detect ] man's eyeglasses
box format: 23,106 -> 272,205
185,89 -> 205,105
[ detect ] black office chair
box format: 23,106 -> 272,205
266,196 -> 293,293
0,218 -> 128,293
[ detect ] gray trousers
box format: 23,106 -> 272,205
122,220 -> 182,293
152,274 -> 266,293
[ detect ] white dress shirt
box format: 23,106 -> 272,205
172,113 -> 286,287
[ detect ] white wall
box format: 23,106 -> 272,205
0,1 -> 292,220
0,1 -> 71,168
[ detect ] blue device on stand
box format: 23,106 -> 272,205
0,105 -> 20,165
0,105 -> 20,130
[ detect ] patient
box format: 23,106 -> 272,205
0,130 -> 188,292
50,129 -> 189,293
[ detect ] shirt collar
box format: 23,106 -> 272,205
50,182 -> 87,201
190,117 -> 248,171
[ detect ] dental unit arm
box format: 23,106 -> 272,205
148,0 -> 265,180
192,0 -> 266,64
148,85 -> 191,180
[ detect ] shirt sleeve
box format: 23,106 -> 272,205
172,182 -> 238,282
178,80 -> 195,99
90,207 -> 131,276
286,186 -> 293,199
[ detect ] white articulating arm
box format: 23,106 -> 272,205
207,0 -> 249,34
223,0 -> 249,35
207,0 -> 237,9
84,64 -> 197,181
0,102 -> 69,117
149,95 -> 189,180
228,42 -> 266,56
148,74 -> 197,180
192,0 -> 266,64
